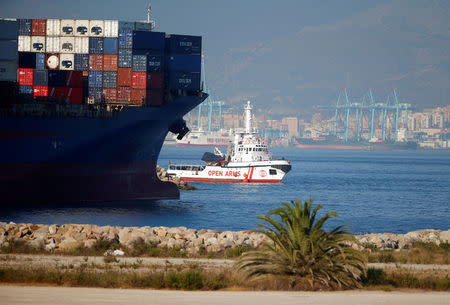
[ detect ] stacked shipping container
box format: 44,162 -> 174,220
0,19 -> 19,103
4,18 -> 202,106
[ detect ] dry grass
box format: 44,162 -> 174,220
364,242 -> 449,265
0,261 -> 448,291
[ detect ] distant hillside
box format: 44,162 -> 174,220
206,0 -> 450,117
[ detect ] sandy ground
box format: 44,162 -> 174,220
0,285 -> 448,305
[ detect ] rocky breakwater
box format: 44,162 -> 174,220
0,222 -> 448,255
157,165 -> 196,191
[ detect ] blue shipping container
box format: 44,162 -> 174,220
19,85 -> 33,95
74,54 -> 89,71
118,49 -> 132,68
166,54 -> 201,72
33,69 -> 48,86
0,40 -> 18,61
36,53 -> 45,70
166,34 -> 201,54
132,31 -> 164,50
88,71 -> 103,87
147,55 -> 163,72
48,70 -> 66,87
89,37 -> 104,54
104,38 -> 118,54
169,71 -> 200,91
0,20 -> 18,40
132,55 -> 146,72
118,30 -> 133,49
88,87 -> 102,101
18,19 -> 32,36
118,21 -> 134,31
18,52 -> 36,69
102,71 -> 117,88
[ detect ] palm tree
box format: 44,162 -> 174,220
236,199 -> 366,289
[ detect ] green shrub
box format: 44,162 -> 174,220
439,242 -> 450,251
226,246 -> 251,258
361,268 -> 388,286
166,270 -> 203,290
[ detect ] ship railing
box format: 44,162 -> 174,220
168,164 -> 206,171
0,103 -> 122,119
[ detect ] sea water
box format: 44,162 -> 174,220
1,146 -> 449,234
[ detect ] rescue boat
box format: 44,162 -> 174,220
167,101 -> 292,183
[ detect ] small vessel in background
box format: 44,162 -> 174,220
175,128 -> 231,147
168,101 -> 291,183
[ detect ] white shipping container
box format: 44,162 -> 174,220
104,20 -> 118,37
60,37 -> 75,53
60,19 -> 74,36
46,19 -> 60,36
0,61 -> 18,81
46,36 -> 60,53
18,36 -> 31,52
60,54 -> 74,70
74,37 -> 89,54
0,41 -> 18,61
74,20 -> 89,36
135,22 -> 151,31
31,36 -> 46,52
89,20 -> 104,37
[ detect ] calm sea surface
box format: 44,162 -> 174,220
1,146 -> 449,234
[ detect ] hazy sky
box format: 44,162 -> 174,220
2,0 -> 388,54
2,1 -> 448,115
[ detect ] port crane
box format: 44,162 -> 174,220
317,88 -> 411,142
186,53 -> 223,131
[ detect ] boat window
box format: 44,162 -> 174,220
269,169 -> 277,175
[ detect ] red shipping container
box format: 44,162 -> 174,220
33,86 -> 48,98
146,73 -> 163,89
145,89 -> 164,106
132,72 -> 146,89
117,86 -> 131,103
49,87 -> 83,104
102,88 -> 117,103
18,68 -> 34,86
103,54 -> 118,71
117,68 -> 132,87
89,54 -> 103,71
65,71 -> 83,87
46,54 -> 59,70
131,88 -> 146,104
32,19 -> 46,36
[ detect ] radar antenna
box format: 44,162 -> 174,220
147,4 -> 156,30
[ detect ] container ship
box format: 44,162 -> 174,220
0,17 -> 207,203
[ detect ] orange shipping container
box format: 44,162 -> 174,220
89,54 -> 103,71
131,72 -> 146,89
32,19 -> 46,36
117,68 -> 132,86
117,86 -> 131,103
103,54 -> 118,71
131,88 -> 146,104
102,88 -> 117,103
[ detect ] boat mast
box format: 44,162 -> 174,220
245,101 -> 252,134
